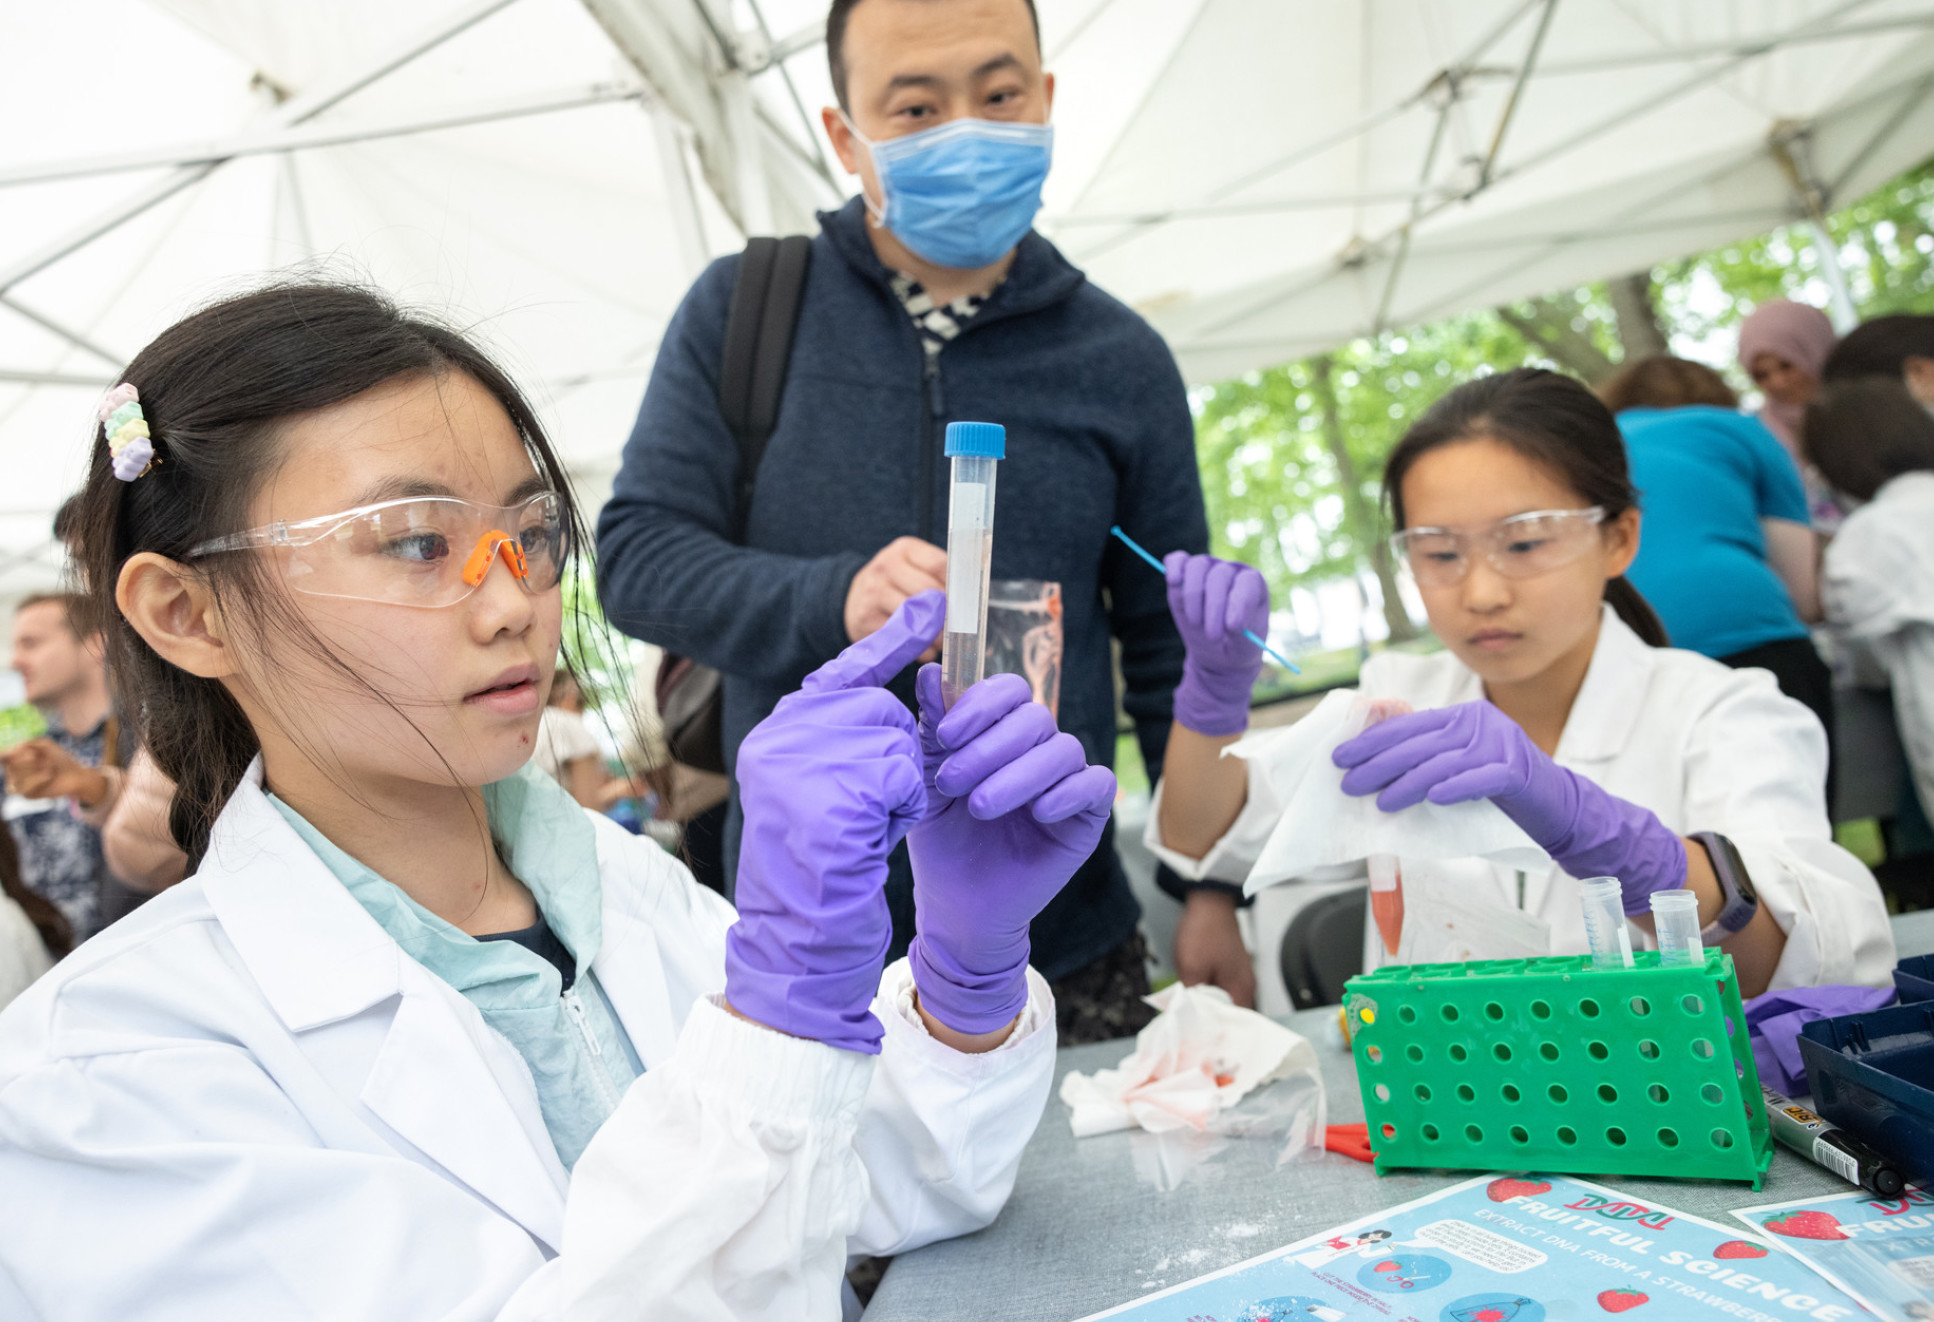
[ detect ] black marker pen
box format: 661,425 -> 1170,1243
1761,1085 -> 1906,1198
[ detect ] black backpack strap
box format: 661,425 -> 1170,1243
717,234 -> 813,540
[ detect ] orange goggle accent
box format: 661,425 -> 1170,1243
462,530 -> 531,587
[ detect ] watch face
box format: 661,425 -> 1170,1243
1708,834 -> 1757,901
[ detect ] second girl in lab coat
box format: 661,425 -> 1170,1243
1809,375 -> 1934,831
0,282 -> 1114,1321
1152,367 -> 1893,1002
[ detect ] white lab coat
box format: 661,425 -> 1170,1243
1149,607 -> 1896,991
0,762 -> 1057,1321
0,895 -> 50,1011
1824,469 -> 1934,824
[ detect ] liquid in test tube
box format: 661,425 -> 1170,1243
1650,888 -> 1704,967
1368,854 -> 1404,956
1579,876 -> 1635,970
940,421 -> 1006,708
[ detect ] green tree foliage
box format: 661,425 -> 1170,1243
1194,305 -> 1550,609
1658,161 -> 1934,346
1195,159 -> 1934,628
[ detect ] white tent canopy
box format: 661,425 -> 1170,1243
5,0 -> 1934,608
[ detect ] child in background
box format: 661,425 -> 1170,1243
0,282 -> 1114,1321
1151,368 -> 1892,1002
1808,377 -> 1934,840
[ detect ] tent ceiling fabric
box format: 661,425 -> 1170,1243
4,0 -> 1934,602
1030,0 -> 1934,383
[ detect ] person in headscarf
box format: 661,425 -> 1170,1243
1740,300 -> 1838,455
1739,299 -> 1842,531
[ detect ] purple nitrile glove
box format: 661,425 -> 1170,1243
1164,551 -> 1270,737
906,665 -> 1116,1035
725,590 -> 943,1054
1745,985 -> 1896,1094
1331,700 -> 1688,915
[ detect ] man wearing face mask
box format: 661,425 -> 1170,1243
599,0 -> 1217,1042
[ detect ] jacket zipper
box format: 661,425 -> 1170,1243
919,354 -> 944,543
562,985 -> 623,1115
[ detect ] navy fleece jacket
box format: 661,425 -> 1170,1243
596,196 -> 1208,982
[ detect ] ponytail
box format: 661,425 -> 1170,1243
1604,576 -> 1669,647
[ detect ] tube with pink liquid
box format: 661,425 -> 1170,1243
1346,695 -> 1413,956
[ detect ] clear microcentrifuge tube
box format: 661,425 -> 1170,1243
1580,876 -> 1636,970
1650,888 -> 1704,967
940,421 -> 1006,708
1368,854 -> 1404,957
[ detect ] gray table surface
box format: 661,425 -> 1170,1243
864,909 -> 1934,1322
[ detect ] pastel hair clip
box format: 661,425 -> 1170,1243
98,382 -> 154,482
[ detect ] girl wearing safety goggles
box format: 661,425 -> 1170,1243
1148,368 -> 1891,1010
0,282 -> 1113,1321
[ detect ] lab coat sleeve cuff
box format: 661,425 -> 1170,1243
1737,836 -> 1898,992
1143,761 -> 1276,885
677,995 -> 877,1124
877,957 -> 1053,1057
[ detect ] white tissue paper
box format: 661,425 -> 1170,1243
1230,688 -> 1550,892
1059,982 -> 1318,1138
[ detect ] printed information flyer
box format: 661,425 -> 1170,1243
1079,1173 -> 1869,1322
1735,1186 -> 1934,1321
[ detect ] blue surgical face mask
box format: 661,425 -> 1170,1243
844,114 -> 1053,270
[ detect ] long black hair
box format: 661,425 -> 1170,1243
1382,367 -> 1669,647
73,281 -> 593,868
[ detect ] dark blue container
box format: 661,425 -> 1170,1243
1896,953 -> 1934,1003
1798,1001 -> 1934,1188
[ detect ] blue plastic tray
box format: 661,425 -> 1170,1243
1797,1001 -> 1934,1187
1896,953 -> 1934,1003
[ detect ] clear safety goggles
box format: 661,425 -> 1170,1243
188,492 -> 566,608
1390,506 -> 1606,588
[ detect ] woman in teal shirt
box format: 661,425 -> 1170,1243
1602,356 -> 1834,777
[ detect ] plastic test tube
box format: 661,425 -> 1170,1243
1368,854 -> 1405,957
1650,888 -> 1704,967
1580,877 -> 1635,970
940,421 -> 1006,708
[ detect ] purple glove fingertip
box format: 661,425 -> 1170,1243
907,668 -> 1112,1037
725,604 -> 938,1055
804,589 -> 945,693
1168,552 -> 1270,737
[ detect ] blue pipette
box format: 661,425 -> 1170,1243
1110,525 -> 1301,674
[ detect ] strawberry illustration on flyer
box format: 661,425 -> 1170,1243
1076,1174 -> 1867,1322
1736,1185 -> 1934,1321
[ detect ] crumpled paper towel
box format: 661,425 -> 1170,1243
1059,982 -> 1317,1137
1229,688 -> 1549,893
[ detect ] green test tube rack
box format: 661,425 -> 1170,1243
1345,949 -> 1774,1187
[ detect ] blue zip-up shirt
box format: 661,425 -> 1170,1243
597,197 -> 1209,981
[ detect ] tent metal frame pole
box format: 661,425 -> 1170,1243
1769,125 -> 1862,330
0,295 -> 122,368
767,20 -> 823,64
652,106 -> 710,276
1537,10 -> 1934,75
1478,0 -> 1559,189
1185,0 -> 1881,346
0,0 -> 524,298
0,81 -> 645,191
0,369 -> 115,387
1069,0 -> 1542,261
744,0 -> 836,187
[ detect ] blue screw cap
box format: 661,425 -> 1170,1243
944,421 -> 1006,459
